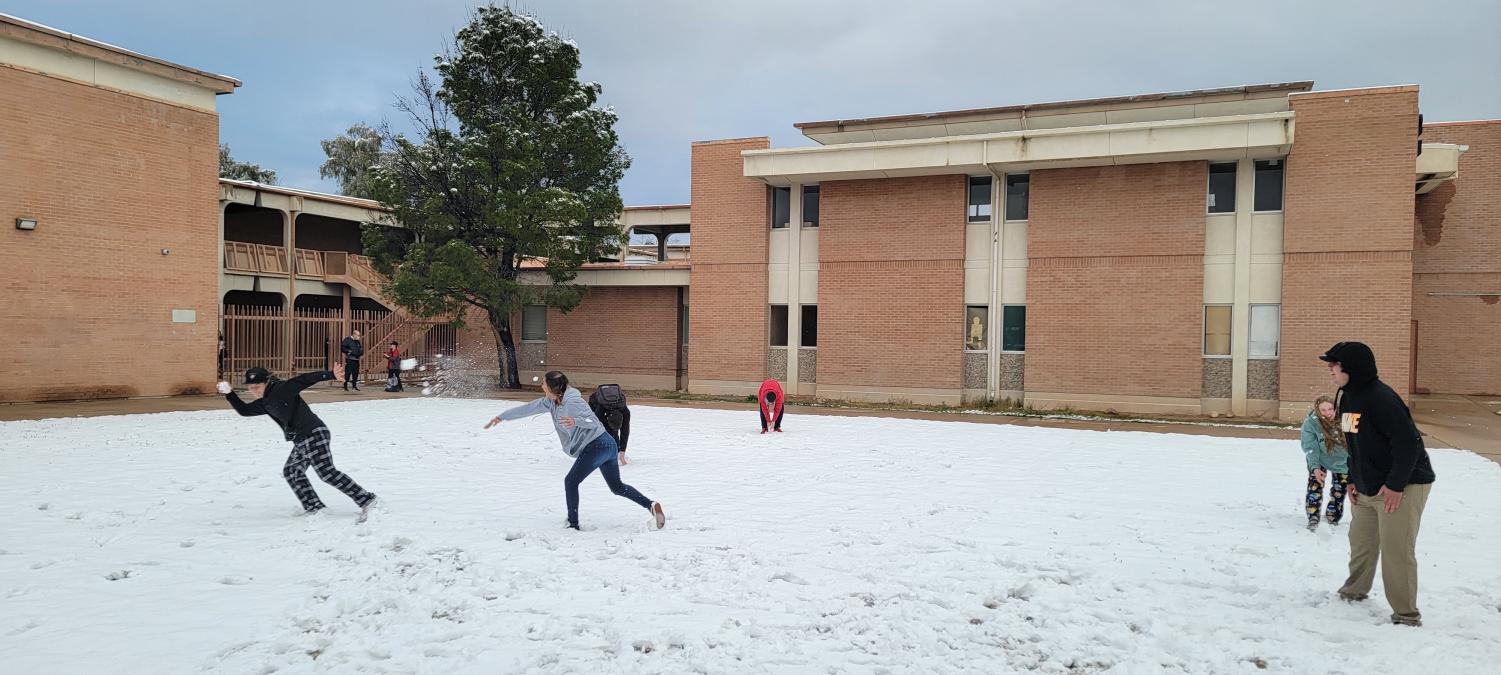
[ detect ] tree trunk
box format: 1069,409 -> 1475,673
488,309 -> 522,389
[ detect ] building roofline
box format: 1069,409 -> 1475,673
219,179 -> 388,211
1287,84 -> 1418,101
0,12 -> 241,93
793,82 -> 1315,131
623,203 -> 690,211
1425,119 -> 1501,127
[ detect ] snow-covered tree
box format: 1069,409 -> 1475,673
364,5 -> 630,389
319,123 -> 387,199
219,144 -> 277,183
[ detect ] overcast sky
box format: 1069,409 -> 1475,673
8,0 -> 1499,205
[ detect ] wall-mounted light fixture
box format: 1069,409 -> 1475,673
15,217 -> 37,231
161,248 -> 171,255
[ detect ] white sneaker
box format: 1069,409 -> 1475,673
650,502 -> 666,530
357,497 -> 381,524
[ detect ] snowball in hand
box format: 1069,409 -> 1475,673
216,382 -> 232,395
532,376 -> 539,382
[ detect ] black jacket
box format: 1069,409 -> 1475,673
227,370 -> 335,441
341,336 -> 364,359
1331,342 -> 1436,495
587,391 -> 631,453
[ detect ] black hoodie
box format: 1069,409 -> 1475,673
226,370 -> 336,441
1323,342 -> 1436,495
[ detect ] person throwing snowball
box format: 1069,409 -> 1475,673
218,362 -> 380,521
485,370 -> 665,531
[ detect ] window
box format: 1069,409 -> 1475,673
800,305 -> 818,347
1002,305 -> 1026,352
1004,174 -> 1029,221
771,187 -> 791,228
769,304 -> 789,347
1249,304 -> 1280,358
522,305 -> 547,342
1207,162 -> 1236,213
1254,159 -> 1284,212
967,176 -> 993,223
1204,305 -> 1231,356
679,304 -> 689,345
965,306 -> 988,351
802,185 -> 820,227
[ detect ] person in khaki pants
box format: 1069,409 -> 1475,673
1319,341 -> 1437,627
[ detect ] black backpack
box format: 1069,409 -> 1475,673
595,384 -> 627,411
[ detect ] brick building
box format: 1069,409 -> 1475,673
2,12 -> 1496,418
498,81 -> 1499,421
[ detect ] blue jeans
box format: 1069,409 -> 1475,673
565,433 -> 651,526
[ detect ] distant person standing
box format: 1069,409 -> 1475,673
384,341 -> 403,392
588,384 -> 632,465
1321,341 -> 1436,627
340,329 -> 364,391
217,333 -> 226,379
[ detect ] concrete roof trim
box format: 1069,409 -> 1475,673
793,82 -> 1312,133
0,12 -> 240,93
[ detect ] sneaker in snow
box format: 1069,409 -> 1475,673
1391,614 -> 1422,627
565,521 -> 580,531
650,502 -> 666,530
356,497 -> 380,523
1338,591 -> 1368,602
298,506 -> 327,517
1306,520 -> 1319,532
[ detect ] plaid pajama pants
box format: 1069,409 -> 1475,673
284,427 -> 376,512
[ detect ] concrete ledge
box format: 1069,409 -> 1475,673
689,379 -> 764,397
1025,391 -> 1203,416
815,384 -> 962,407
519,370 -> 676,392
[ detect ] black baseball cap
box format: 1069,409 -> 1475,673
1318,342 -> 1352,363
243,367 -> 271,385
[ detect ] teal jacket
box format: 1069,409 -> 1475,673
1300,412 -> 1350,473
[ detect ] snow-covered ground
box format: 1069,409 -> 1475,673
2,398 -> 1498,674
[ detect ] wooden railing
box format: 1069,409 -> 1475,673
223,243 -> 449,383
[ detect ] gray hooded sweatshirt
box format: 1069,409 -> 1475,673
497,387 -> 605,458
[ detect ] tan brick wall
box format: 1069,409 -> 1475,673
1024,163 -> 1207,399
817,175 -> 965,389
0,67 -> 220,402
1412,121 -> 1501,394
1281,88 -> 1419,402
687,138 -> 770,384
544,287 -> 680,378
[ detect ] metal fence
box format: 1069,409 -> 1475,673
224,304 -> 454,383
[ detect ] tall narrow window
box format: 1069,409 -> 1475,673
522,305 -> 548,342
1207,162 -> 1237,213
1002,305 -> 1026,352
1004,174 -> 1029,221
967,176 -> 993,223
770,187 -> 791,229
1249,304 -> 1280,358
679,304 -> 689,345
1254,159 -> 1284,212
802,185 -> 820,227
800,305 -> 818,347
1204,305 -> 1231,356
965,306 -> 988,351
769,304 -> 789,347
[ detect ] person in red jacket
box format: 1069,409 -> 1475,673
758,379 -> 784,433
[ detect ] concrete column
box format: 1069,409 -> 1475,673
785,184 -> 803,391
285,209 -> 299,375
1230,159 -> 1254,415
657,231 -> 668,262
987,173 -> 1003,400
